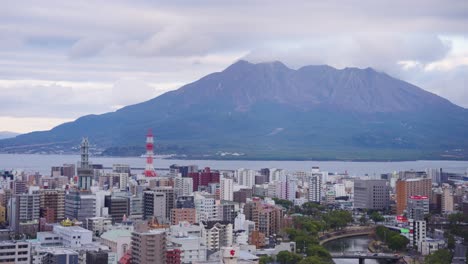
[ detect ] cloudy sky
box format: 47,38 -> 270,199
2,0 -> 467,133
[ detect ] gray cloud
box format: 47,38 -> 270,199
0,0 -> 468,133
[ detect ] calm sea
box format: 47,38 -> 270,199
1,154 -> 467,176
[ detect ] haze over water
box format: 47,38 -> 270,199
1,154 -> 467,176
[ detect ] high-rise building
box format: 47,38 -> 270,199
170,164 -> 198,178
143,191 -> 166,223
218,201 -> 237,223
269,169 -> 285,182
8,193 -> 40,235
104,195 -> 130,223
131,223 -> 166,264
426,168 -> 442,185
260,168 -> 270,182
174,176 -> 193,197
64,191 -> 96,223
77,138 -> 93,191
409,220 -> 427,247
441,184 -> 454,214
220,178 -> 234,201
407,196 -> 429,221
354,179 -> 390,210
62,164 -> 76,179
244,198 -> 284,237
194,192 -> 217,222
236,169 -> 256,188
153,187 -> 175,222
189,167 -> 220,192
308,174 -> 322,203
396,178 -> 431,215
37,189 -> 65,223
12,180 -> 27,195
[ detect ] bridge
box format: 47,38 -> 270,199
331,252 -> 402,264
319,226 -> 375,245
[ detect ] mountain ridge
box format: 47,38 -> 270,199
1,60 -> 467,160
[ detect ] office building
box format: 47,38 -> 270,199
143,191 -> 166,223
8,193 -> 40,235
105,195 -> 130,223
64,191 -> 96,223
354,179 -> 389,210
407,195 -> 429,221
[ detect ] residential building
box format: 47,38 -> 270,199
194,192 -> 217,222
170,208 -> 197,225
131,223 -> 166,264
409,220 -> 426,248
441,184 -> 454,214
37,189 -> 65,223
189,167 -> 220,192
308,174 -> 322,203
396,178 -> 431,215
174,177 -> 194,197
220,178 -> 234,201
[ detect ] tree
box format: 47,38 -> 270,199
259,255 -> 275,264
370,211 -> 384,223
359,215 -> 368,225
387,234 -> 409,251
276,251 -> 302,264
425,249 -> 452,264
298,256 -> 322,264
447,234 -> 455,250
306,245 -> 332,261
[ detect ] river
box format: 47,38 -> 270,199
324,235 -> 380,264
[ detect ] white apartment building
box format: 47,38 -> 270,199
308,174 -> 322,203
194,192 -> 218,222
175,177 -> 194,197
220,178 -> 234,201
236,169 -> 256,188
